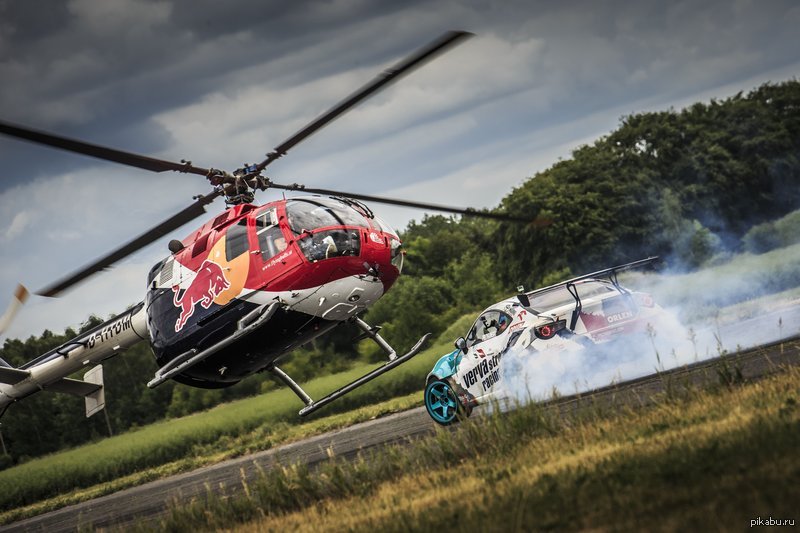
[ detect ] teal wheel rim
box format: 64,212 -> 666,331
425,380 -> 459,424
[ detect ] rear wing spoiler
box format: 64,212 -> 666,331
517,257 -> 660,327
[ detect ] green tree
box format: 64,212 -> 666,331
494,80 -> 800,285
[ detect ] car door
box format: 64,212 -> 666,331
457,309 -> 512,399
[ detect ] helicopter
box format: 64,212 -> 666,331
0,31 -> 534,419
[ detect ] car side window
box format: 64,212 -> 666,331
466,310 -> 512,348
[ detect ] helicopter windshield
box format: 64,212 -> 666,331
286,198 -> 369,234
286,198 -> 367,262
371,214 -> 398,238
297,229 -> 361,261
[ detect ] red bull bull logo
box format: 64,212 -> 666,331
172,260 -> 231,332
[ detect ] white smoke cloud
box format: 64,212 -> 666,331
499,246 -> 800,403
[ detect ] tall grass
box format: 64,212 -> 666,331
0,317 -> 475,514
157,365 -> 800,532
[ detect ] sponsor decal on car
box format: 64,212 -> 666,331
607,310 -> 634,323
462,354 -> 501,392
509,321 -> 526,332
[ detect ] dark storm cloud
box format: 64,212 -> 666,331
0,0 -> 425,115
0,0 -> 429,188
0,0 -> 798,194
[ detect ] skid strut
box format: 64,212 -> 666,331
268,319 -> 431,417
351,316 -> 397,360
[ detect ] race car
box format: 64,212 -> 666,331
423,257 -> 664,425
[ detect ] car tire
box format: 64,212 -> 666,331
424,379 -> 466,426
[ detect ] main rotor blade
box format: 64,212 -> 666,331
37,190 -> 221,297
267,182 -> 541,224
254,30 -> 473,172
0,120 -> 211,176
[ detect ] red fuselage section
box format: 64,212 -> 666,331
145,196 -> 403,387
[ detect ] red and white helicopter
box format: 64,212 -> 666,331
0,31 -> 531,419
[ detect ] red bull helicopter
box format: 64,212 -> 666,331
0,31 -> 531,419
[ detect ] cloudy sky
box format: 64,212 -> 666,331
1,0 -> 798,342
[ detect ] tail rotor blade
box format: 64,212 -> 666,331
0,284 -> 29,335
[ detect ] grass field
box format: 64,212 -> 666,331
157,361 -> 800,532
0,316 -> 473,522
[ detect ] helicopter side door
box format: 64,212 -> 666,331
254,208 -> 287,260
250,207 -> 303,291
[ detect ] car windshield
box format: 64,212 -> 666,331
286,198 -> 369,235
466,310 -> 512,348
528,280 -> 616,312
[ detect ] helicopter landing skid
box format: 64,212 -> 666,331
268,330 -> 431,417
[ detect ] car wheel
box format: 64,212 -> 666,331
424,379 -> 465,426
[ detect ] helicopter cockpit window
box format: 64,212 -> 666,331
258,225 -> 288,260
465,310 -> 512,348
225,219 -> 249,260
254,210 -> 275,230
297,229 -> 361,262
254,208 -> 287,261
286,198 -> 369,235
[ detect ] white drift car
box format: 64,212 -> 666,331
424,257 -> 665,425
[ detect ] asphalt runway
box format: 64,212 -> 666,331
3,311 -> 800,532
